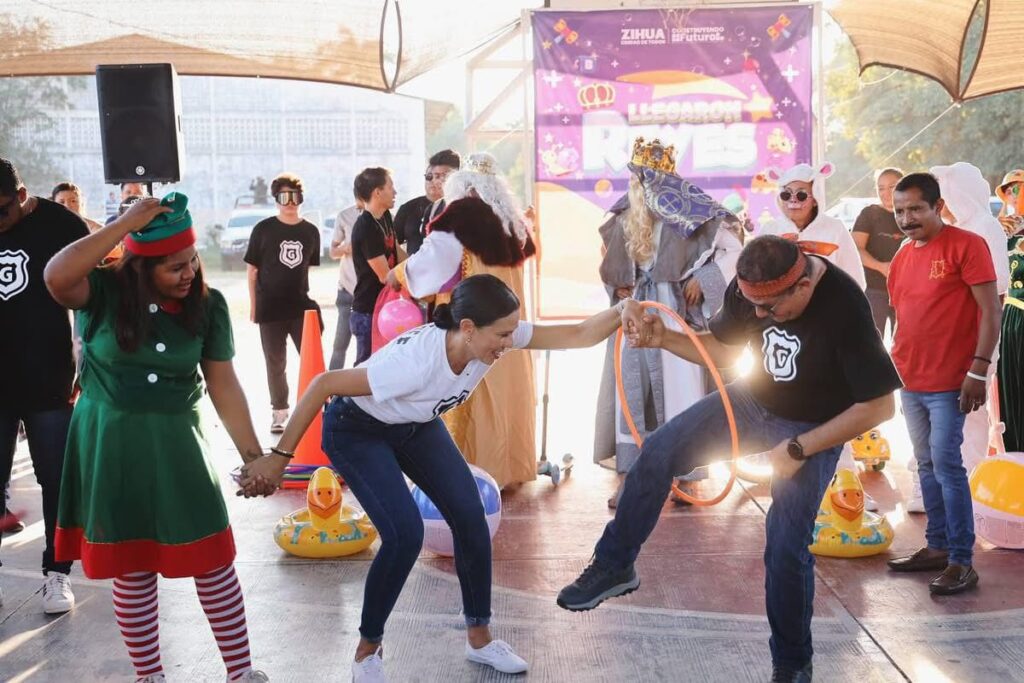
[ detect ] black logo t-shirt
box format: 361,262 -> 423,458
243,217 -> 320,323
710,258 -> 903,423
0,198 -> 90,410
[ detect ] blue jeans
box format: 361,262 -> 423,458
0,407 -> 74,575
322,398 -> 492,642
350,310 -> 373,366
595,383 -> 841,669
329,288 -> 354,370
901,390 -> 974,564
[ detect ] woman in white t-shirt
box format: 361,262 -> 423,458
244,274 -> 639,683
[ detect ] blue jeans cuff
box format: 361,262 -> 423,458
464,615 -> 491,628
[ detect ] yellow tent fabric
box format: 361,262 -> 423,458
830,0 -> 1024,102
0,1 -> 537,91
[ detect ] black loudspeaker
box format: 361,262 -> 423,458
96,63 -> 185,184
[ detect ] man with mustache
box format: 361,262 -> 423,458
886,172 -> 1001,595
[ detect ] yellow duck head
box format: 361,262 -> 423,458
306,467 -> 343,533
852,429 -> 891,460
822,469 -> 865,533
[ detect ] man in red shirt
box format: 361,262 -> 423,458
886,172 -> 1001,595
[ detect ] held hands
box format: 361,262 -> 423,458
959,374 -> 987,413
236,453 -> 289,498
620,300 -> 662,349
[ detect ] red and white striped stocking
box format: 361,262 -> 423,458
195,564 -> 253,680
112,572 -> 162,679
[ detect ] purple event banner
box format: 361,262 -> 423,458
532,6 -> 813,228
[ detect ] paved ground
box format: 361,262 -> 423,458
3,263 -> 1024,682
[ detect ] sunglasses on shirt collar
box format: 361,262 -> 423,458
779,189 -> 811,203
275,190 -> 303,206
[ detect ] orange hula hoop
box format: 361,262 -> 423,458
613,300 -> 740,506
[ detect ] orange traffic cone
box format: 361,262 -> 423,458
281,309 -> 331,488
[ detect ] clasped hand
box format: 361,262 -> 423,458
620,300 -> 662,349
236,453 -> 288,498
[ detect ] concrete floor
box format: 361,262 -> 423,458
3,265 -> 1024,682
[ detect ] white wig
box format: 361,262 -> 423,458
443,152 -> 529,244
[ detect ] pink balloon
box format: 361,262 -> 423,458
377,298 -> 425,341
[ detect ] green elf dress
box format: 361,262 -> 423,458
999,234 -> 1024,451
55,194 -> 237,579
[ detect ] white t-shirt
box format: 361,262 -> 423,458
352,321 -> 534,424
333,206 -> 360,293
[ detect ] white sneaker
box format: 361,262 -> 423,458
907,473 -> 925,513
230,670 -> 269,682
465,639 -> 528,674
864,491 -> 879,512
270,409 -> 289,434
352,648 -> 387,682
41,572 -> 75,614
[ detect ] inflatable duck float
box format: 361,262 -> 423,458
274,467 -> 377,558
851,428 -> 891,471
810,468 -> 893,558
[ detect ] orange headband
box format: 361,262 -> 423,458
737,250 -> 807,299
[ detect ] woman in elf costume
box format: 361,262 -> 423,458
385,153 -> 537,489
45,194 -> 270,683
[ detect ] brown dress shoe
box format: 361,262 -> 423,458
929,564 -> 979,595
887,547 -> 949,572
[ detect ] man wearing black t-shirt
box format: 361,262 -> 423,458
394,149 -> 462,255
350,167 -> 401,364
558,236 -> 902,683
0,157 -> 88,613
243,172 -> 320,433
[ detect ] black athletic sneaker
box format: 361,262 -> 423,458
770,662 -> 812,683
556,559 -> 639,611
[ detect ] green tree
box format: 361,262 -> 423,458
824,12 -> 1024,204
0,16 -> 69,190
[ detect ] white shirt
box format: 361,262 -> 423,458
333,206 -> 360,293
353,321 -> 534,424
760,213 -> 867,290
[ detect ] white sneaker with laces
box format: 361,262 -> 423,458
230,670 -> 269,682
907,473 -> 925,513
465,639 -> 528,674
352,648 -> 387,682
41,572 -> 75,614
271,409 -> 289,434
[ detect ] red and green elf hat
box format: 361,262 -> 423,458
123,191 -> 196,257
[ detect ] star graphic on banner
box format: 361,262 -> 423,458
561,116 -> 570,124
542,40 -> 552,50
781,64 -> 800,83
542,70 -> 564,88
724,57 -> 732,65
745,93 -> 775,122
780,97 -> 793,107
775,111 -> 784,119
543,133 -> 554,144
611,59 -> 620,68
573,77 -> 583,88
789,45 -> 798,55
585,40 -> 592,47
552,102 -> 564,113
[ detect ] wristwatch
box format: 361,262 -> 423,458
786,437 -> 807,461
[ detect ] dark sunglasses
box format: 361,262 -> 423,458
275,190 -> 303,206
424,172 -> 450,182
0,196 -> 17,218
779,189 -> 810,203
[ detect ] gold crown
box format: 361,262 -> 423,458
577,82 -> 615,110
630,137 -> 676,174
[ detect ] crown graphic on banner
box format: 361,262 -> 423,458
577,82 -> 615,110
630,137 -> 676,175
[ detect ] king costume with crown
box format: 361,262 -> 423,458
389,153 -> 537,488
594,138 -> 744,490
